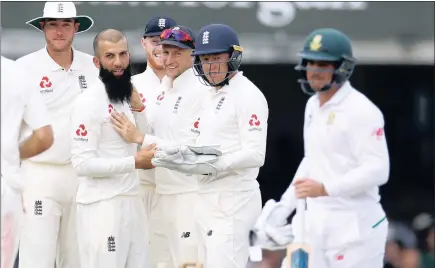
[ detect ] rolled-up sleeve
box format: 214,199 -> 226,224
323,109 -> 390,197
216,93 -> 269,171
70,100 -> 135,178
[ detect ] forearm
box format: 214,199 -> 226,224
278,157 -> 309,211
141,134 -> 182,149
279,184 -> 297,213
19,133 -> 52,160
323,160 -> 389,197
215,149 -> 265,171
72,156 -> 136,177
133,110 -> 152,135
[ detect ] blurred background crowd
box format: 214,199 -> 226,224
1,2 -> 434,267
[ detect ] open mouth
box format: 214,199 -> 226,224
153,53 -> 161,59
113,69 -> 124,75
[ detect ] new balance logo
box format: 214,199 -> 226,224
158,18 -> 166,29
202,31 -> 210,44
181,232 -> 191,238
34,200 -> 42,216
107,236 -> 116,252
207,230 -> 213,236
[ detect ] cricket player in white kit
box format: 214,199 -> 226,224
70,29 -> 156,268
14,2 -> 98,268
252,28 -> 390,268
131,15 -> 177,232
1,56 -> 54,268
111,25 -> 208,268
152,24 -> 269,268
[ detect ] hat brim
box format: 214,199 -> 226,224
297,51 -> 340,62
143,32 -> 163,37
26,15 -> 94,34
159,40 -> 193,49
192,48 -> 230,56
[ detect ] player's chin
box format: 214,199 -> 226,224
165,68 -> 179,78
308,81 -> 328,91
50,41 -> 69,51
208,74 -> 225,85
154,61 -> 164,70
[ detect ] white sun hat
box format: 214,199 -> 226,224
26,2 -> 94,33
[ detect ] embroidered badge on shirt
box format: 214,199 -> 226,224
327,112 -> 335,125
173,96 -> 182,114
214,96 -> 226,113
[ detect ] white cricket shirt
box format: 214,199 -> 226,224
142,68 -> 208,194
195,71 -> 269,193
1,56 -> 51,190
15,46 -> 99,165
296,81 -> 390,211
70,79 -> 141,204
132,67 -> 163,186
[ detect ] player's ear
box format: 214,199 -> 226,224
140,37 -> 147,50
74,22 -> 80,33
93,56 -> 100,69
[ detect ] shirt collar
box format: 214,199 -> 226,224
43,45 -> 84,72
144,66 -> 162,84
315,81 -> 354,108
170,68 -> 195,90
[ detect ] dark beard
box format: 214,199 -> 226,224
100,63 -> 133,104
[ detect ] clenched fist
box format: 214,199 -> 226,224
294,178 -> 328,198
134,144 -> 157,169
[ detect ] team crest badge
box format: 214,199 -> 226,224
309,35 -> 322,51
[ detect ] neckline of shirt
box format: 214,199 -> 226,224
43,45 -> 84,72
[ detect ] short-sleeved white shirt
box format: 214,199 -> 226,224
15,46 -> 99,165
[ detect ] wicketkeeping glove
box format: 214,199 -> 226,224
250,199 -> 295,250
152,145 -> 223,175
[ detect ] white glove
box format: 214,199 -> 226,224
152,145 -> 222,175
157,144 -> 222,157
186,144 -> 222,156
256,199 -> 294,228
250,199 -> 295,250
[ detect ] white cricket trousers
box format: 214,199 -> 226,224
18,161 -> 79,268
76,195 -> 148,268
1,178 -> 23,268
140,184 -> 156,268
148,192 -> 199,268
196,189 -> 262,268
282,203 -> 389,268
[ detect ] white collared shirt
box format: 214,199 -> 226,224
195,71 -> 269,193
295,81 -> 390,210
1,56 -> 51,190
142,68 -> 208,194
131,67 -> 163,186
70,79 -> 141,204
15,46 -> 99,165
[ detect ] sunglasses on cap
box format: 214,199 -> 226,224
160,28 -> 194,43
